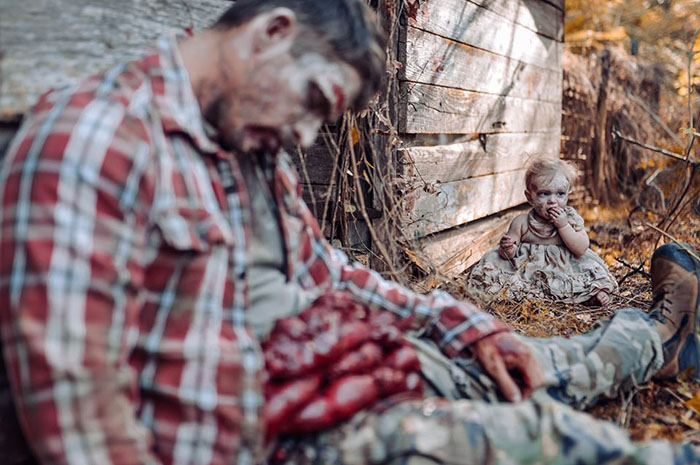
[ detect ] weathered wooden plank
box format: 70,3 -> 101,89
399,132 -> 560,184
0,0 -> 230,118
467,0 -> 563,41
402,169 -> 527,238
301,184 -> 337,212
407,0 -> 561,71
289,139 -> 340,185
400,83 -> 562,134
404,28 -> 562,102
416,205 -> 528,276
298,184 -> 370,247
541,0 -> 565,13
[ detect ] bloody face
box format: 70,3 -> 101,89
525,173 -> 570,220
207,46 -> 362,154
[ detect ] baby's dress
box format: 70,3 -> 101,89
466,207 -> 618,303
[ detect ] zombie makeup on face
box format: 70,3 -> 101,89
210,41 -> 362,154
292,53 -> 360,121
527,173 -> 570,219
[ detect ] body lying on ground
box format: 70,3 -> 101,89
0,1 -> 698,464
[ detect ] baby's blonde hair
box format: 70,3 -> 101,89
525,156 -> 579,191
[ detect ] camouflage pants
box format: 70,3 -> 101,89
273,309 -> 700,464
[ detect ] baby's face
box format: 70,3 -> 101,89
526,174 -> 570,220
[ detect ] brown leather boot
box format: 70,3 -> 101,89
649,243 -> 700,380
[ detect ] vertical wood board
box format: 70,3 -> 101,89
289,136 -> 342,185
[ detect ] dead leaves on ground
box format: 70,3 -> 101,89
423,203 -> 700,444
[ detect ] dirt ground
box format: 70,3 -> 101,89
439,202 -> 700,445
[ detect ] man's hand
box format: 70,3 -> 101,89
498,235 -> 516,260
473,332 -> 544,402
548,207 -> 568,229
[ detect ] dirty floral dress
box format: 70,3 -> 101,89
466,208 -> 618,303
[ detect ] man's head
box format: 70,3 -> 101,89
186,0 -> 386,154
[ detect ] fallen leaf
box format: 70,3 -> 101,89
685,389 -> 700,414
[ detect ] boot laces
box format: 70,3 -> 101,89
650,286 -> 673,323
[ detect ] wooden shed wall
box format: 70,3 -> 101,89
397,0 -> 564,275
0,0 -> 229,118
0,0 -> 230,156
0,0 -> 565,273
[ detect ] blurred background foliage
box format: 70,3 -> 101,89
565,0 -> 700,97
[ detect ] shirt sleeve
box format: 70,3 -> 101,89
0,93 -> 160,464
326,248 -> 510,357
279,155 -> 509,358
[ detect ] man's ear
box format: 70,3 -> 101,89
248,7 -> 297,58
524,189 -> 532,204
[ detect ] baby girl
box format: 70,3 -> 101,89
467,157 -> 618,305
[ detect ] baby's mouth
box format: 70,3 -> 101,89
538,207 -> 554,219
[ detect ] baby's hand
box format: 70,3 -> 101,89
548,207 -> 568,228
499,235 -> 516,259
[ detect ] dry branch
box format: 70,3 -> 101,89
612,130 -> 690,162
645,222 -> 700,262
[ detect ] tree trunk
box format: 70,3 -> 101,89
591,49 -> 611,204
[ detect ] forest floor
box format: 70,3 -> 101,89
440,202 -> 700,444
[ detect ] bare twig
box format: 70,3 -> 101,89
295,145 -> 318,219
626,92 -> 685,147
346,116 -> 401,280
686,26 -> 700,140
686,129 -> 700,139
615,257 -> 650,283
664,387 -> 689,406
612,130 -> 689,162
653,27 -> 700,241
645,222 -> 700,262
619,384 -> 647,428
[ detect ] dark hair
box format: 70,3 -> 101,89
214,0 -> 386,110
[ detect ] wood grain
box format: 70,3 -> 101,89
408,0 -> 562,71
0,0 -> 229,118
289,139 -> 342,185
401,169 -> 527,238
414,205 -> 528,276
403,27 -> 562,102
466,0 -> 563,41
399,132 -> 560,184
399,83 -> 562,134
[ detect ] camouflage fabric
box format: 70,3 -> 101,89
273,393 -> 699,465
271,309 -> 700,465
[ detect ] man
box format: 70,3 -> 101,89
0,0 -> 697,464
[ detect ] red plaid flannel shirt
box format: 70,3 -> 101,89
0,35 -> 508,465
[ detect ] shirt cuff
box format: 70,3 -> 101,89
436,308 -> 511,358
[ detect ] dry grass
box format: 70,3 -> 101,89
425,203 -> 700,444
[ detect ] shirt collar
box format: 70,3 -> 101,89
148,32 -> 220,155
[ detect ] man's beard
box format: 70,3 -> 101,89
202,96 -> 290,155
203,96 -> 241,153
